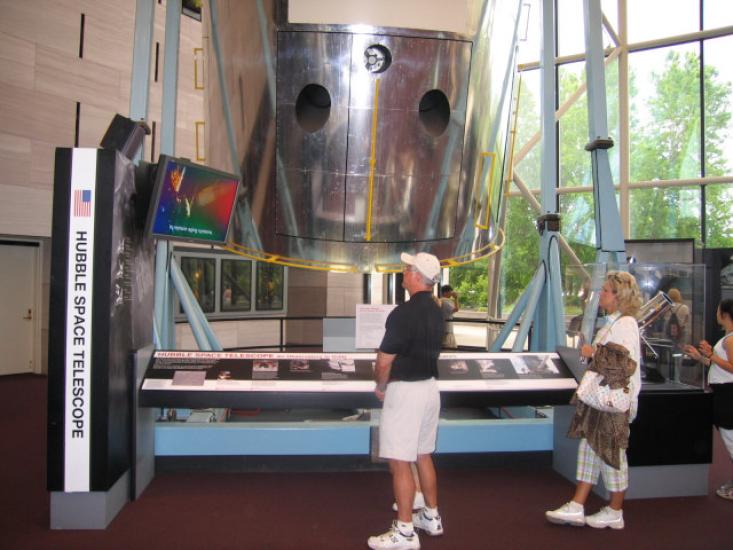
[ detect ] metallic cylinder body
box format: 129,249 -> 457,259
204,0 -> 522,272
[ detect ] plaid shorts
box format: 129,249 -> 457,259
576,438 -> 628,492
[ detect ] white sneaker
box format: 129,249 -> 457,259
716,483 -> 733,501
545,501 -> 585,526
585,506 -> 625,530
367,521 -> 420,550
413,508 -> 443,536
392,491 -> 425,512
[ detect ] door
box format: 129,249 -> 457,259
0,242 -> 36,375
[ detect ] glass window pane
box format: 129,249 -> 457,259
703,36 -> 733,176
601,0 -> 617,38
560,192 -> 596,248
703,0 -> 733,30
561,244 -> 597,342
629,186 -> 701,241
558,60 -> 619,188
179,256 -> 216,313
500,196 -> 539,315
448,258 -> 488,312
558,0 -> 614,57
628,0 -> 699,43
256,263 -> 284,311
629,45 -> 701,182
705,183 -> 733,247
516,0 -> 540,66
221,259 -> 251,312
514,68 -> 541,190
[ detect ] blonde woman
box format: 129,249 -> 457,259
546,271 -> 642,530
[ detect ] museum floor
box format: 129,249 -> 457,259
2,373 -> 730,550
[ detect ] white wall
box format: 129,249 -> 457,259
288,0 -> 470,35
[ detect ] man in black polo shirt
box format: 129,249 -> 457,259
368,252 -> 445,550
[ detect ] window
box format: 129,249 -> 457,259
559,62 -> 593,188
704,0 -> 733,29
175,250 -> 287,318
703,36 -> 733,176
180,257 -> 215,313
629,186 -> 701,241
256,263 -> 285,311
513,68 -> 541,190
221,259 -> 251,312
559,59 -> 619,188
705,184 -> 733,247
629,44 -> 702,183
627,0 -> 699,43
557,0 -> 615,58
499,196 -> 539,315
504,1 -> 733,320
449,257 -> 489,313
559,192 -> 596,248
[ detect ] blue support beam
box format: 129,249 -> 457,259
493,0 -> 565,353
579,0 -> 629,343
170,258 -> 222,351
129,0 -> 154,155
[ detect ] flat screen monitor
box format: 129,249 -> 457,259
146,155 -> 240,245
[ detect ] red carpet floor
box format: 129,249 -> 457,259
1,374 -> 730,549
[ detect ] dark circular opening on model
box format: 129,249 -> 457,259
364,44 -> 392,73
418,89 -> 450,137
295,84 -> 331,132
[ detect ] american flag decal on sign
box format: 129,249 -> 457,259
74,189 -> 92,217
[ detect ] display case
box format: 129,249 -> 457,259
563,262 -> 707,390
140,350 -> 577,410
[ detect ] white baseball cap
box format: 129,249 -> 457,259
400,252 -> 441,283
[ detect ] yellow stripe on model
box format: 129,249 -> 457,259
365,78 -> 381,242
222,243 -> 358,273
475,151 -> 497,230
374,229 -> 505,274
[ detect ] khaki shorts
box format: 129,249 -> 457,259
379,378 -> 440,461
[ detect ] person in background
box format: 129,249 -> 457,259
664,288 -> 690,346
684,299 -> 733,500
546,271 -> 642,530
439,285 -> 459,349
368,252 -> 444,550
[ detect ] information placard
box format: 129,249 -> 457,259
355,304 -> 396,349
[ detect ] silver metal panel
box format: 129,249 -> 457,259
276,31 -> 351,239
204,0 -> 523,271
343,35 -> 470,242
278,168 -> 346,240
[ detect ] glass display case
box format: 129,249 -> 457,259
562,262 -> 706,390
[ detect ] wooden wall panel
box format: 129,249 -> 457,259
35,46 -> 121,112
78,103 -> 117,149
326,273 -> 364,317
0,33 -> 35,89
30,140 -> 57,189
0,82 -> 76,147
0,183 -> 52,236
0,133 -> 32,188
0,0 -> 82,57
81,0 -> 135,73
0,0 -> 204,238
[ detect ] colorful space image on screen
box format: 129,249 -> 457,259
151,157 -> 239,244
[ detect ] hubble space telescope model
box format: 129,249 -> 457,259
204,0 -> 523,272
